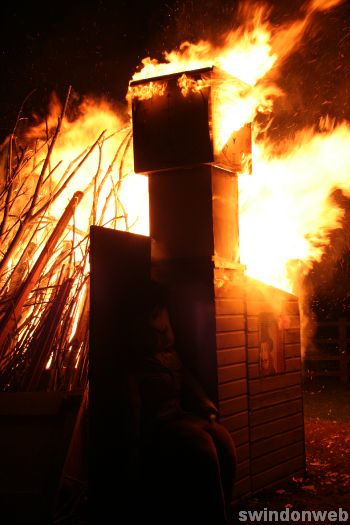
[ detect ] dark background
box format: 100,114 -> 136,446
1,0 -> 350,317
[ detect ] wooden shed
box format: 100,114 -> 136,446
130,65 -> 305,500
89,65 -> 305,519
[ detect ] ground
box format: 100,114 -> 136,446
233,379 -> 350,524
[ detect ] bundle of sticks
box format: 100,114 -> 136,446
0,88 -> 133,392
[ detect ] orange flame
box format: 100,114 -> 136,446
239,122 -> 350,292
128,81 -> 167,101
26,96 -> 148,243
1,0 -> 345,385
18,0 -> 347,299
126,0 -> 346,293
177,74 -> 209,97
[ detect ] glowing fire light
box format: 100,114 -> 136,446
1,0 -> 348,388
21,0 -> 347,298
2,0 -> 347,321
239,123 -> 350,291
36,0 -> 347,297
126,0 -> 347,293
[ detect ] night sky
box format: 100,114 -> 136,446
0,0 -> 175,139
0,0 -> 349,142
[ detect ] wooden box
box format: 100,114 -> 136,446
130,66 -> 252,174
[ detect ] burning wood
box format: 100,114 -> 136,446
129,66 -> 252,175
0,0 -> 349,392
0,93 -> 145,392
0,191 -> 83,355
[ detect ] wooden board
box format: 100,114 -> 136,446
89,226 -> 151,522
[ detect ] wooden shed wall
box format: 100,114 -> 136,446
215,268 -> 251,499
214,270 -> 305,500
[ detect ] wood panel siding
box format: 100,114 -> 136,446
245,277 -> 305,494
215,270 -> 250,498
214,271 -> 305,500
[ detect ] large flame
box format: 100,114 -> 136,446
127,0 -> 347,293
25,96 -> 149,240
239,123 -> 350,292
3,0 -> 347,296
0,0 -> 347,387
28,0 -> 346,296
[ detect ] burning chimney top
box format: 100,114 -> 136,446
129,65 -> 252,175
129,66 -> 215,87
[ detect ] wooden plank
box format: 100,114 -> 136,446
90,226 -> 151,520
251,442 -> 304,475
252,456 -> 305,492
236,459 -> 250,480
248,364 -> 260,379
244,297 -> 298,318
285,314 -> 301,330
284,301 -> 300,315
284,344 -> 301,358
246,301 -> 270,316
249,372 -> 301,396
237,443 -> 250,463
248,348 -> 259,364
221,411 -> 249,432
251,427 -> 304,459
214,274 -> 245,299
249,353 -> 302,373
285,357 -> 302,372
250,385 -> 302,411
230,427 -> 250,447
245,287 -> 266,301
215,299 -> 245,316
216,315 -> 245,332
247,332 -> 259,348
247,317 -> 259,332
218,365 -> 247,384
219,396 -> 248,417
233,476 -> 251,501
250,398 -> 303,427
217,347 -> 246,366
284,330 -> 301,344
217,331 -> 246,349
245,277 -> 296,299
219,379 -> 247,400
251,413 -> 304,442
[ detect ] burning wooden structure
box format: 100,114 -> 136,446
0,62 -> 305,521
130,66 -> 305,499
89,67 -> 305,518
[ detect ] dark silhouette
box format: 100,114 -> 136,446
123,280 -> 237,525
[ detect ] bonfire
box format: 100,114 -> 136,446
0,0 -> 349,394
